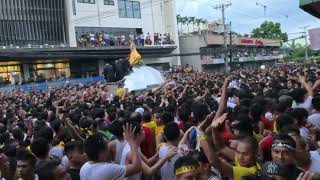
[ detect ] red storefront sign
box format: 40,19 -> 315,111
240,38 -> 264,46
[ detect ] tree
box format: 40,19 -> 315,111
181,16 -> 188,34
201,19 -> 208,31
251,21 -> 288,42
176,14 -> 182,34
186,17 -> 193,33
195,18 -> 202,33
189,17 -> 196,32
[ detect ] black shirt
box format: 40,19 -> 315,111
67,168 -> 80,180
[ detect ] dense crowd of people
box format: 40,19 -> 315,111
77,32 -> 175,48
1,62 -> 320,180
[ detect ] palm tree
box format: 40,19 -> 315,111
187,17 -> 193,34
189,17 -> 196,33
195,18 -> 202,33
182,16 -> 189,34
180,16 -> 188,34
176,14 -> 182,35
201,19 -> 208,31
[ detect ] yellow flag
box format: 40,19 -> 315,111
129,41 -> 142,66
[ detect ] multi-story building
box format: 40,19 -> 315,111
0,0 -> 67,46
179,33 -> 281,72
0,0 -> 180,84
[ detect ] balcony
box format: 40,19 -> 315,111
0,45 -> 177,61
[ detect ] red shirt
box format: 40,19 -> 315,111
260,115 -> 273,129
141,126 -> 155,158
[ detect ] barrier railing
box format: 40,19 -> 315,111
0,76 -> 105,93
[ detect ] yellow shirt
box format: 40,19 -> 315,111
155,125 -> 164,136
143,120 -> 157,135
116,88 -> 125,98
233,157 -> 261,180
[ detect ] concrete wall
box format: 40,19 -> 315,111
179,34 -> 207,72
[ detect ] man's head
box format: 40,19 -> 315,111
236,136 -> 258,167
16,148 -> 36,179
108,120 -> 124,139
191,102 -> 210,124
85,134 -> 108,162
164,122 -> 180,143
197,149 -> 211,174
291,88 -> 307,104
161,112 -> 174,125
142,111 -> 152,123
65,141 -> 86,168
30,138 -> 49,159
271,134 -> 296,165
174,155 -> 200,180
36,160 -> 70,180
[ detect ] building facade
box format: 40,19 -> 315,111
179,34 -> 282,72
0,0 -> 67,46
0,0 -> 180,85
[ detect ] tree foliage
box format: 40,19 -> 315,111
251,21 -> 288,42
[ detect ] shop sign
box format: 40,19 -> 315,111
240,38 -> 264,46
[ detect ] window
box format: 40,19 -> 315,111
118,0 -> 141,19
132,1 -> 141,18
104,0 -> 114,5
77,0 -> 95,4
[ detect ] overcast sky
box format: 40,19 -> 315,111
175,0 -> 320,40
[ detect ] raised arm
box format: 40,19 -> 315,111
197,114 -> 234,178
213,77 -> 230,120
313,79 -> 320,91
63,118 -> 85,142
298,74 -> 313,97
123,124 -> 142,177
141,146 -> 177,175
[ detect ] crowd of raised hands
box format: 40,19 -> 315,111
0,63 -> 320,180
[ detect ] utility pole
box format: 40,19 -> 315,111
256,2 -> 267,16
299,25 -> 310,61
213,2 -> 231,72
229,22 -> 232,70
97,0 -> 101,26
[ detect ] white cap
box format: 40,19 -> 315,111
135,107 -> 144,115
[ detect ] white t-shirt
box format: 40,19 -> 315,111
120,143 -> 141,180
307,113 -> 320,129
292,96 -> 313,113
80,162 -> 126,180
159,144 -> 179,180
309,151 -> 320,172
61,155 -> 69,169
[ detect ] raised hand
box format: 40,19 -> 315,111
211,113 -> 228,129
197,111 -> 215,132
123,123 -> 138,147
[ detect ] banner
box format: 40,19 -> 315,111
309,28 -> 320,50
